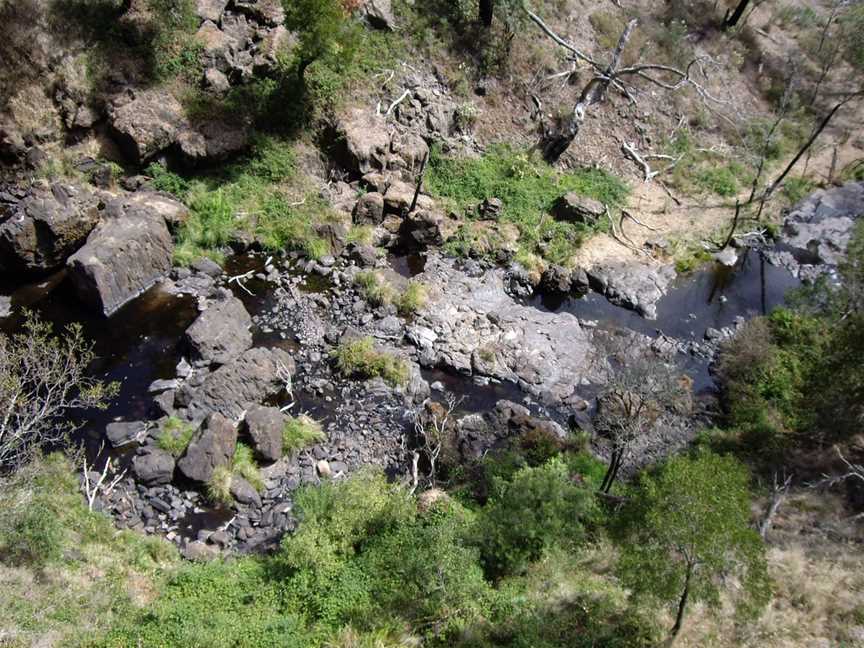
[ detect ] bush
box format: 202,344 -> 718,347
206,444 -> 264,504
283,415 -> 326,455
332,338 -> 409,387
206,465 -> 234,505
395,281 -> 427,316
156,417 -> 196,457
478,458 -> 592,576
354,271 -> 395,307
2,504 -> 63,567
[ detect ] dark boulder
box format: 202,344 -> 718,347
185,347 -> 295,420
0,182 -> 99,273
105,420 -> 148,448
244,405 -> 286,462
132,448 -> 176,486
551,192 -> 606,225
185,289 -> 253,366
353,192 -> 385,225
177,413 -> 238,483
108,89 -> 186,164
229,475 -> 262,507
66,200 -> 174,315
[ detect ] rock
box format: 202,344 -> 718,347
177,120 -> 249,163
177,413 -> 238,483
541,264 -> 572,294
349,243 -> 379,267
66,200 -> 174,316
0,182 -> 99,273
383,180 -> 434,214
314,220 -> 350,257
253,25 -> 297,72
363,0 -> 396,29
204,68 -> 231,93
478,197 -> 503,219
244,405 -> 286,462
185,290 -> 253,366
713,248 -> 738,267
456,399 -> 567,460
108,89 -> 186,163
353,192 -> 385,225
404,208 -> 457,247
234,0 -> 285,25
149,378 -> 181,393
196,0 -> 229,22
336,108 -> 391,174
316,459 -> 332,478
105,421 -> 147,447
185,347 -> 295,420
229,475 -> 262,507
586,261 -> 676,320
182,540 -> 220,562
551,192 -> 606,224
132,448 -> 176,486
0,295 -> 11,318
115,191 -> 189,229
782,181 -> 864,266
191,257 -> 223,277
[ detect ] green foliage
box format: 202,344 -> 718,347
354,271 -> 395,307
395,281 -> 427,316
426,145 -> 627,265
615,452 -> 771,631
206,444 -> 264,504
841,4 -> 864,70
781,176 -> 817,206
478,458 -> 592,576
693,162 -> 748,197
146,162 -> 192,197
206,464 -> 235,505
1,500 -> 63,567
332,337 -> 409,387
283,415 -> 326,455
233,443 -> 264,492
156,416 -> 196,457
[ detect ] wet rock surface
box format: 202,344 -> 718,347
586,260 -> 676,320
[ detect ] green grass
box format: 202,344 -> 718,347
283,415 -> 326,455
332,337 -> 409,387
354,271 -> 395,307
205,443 -> 264,504
395,281 -> 427,316
426,145 -> 628,267
156,417 -> 197,457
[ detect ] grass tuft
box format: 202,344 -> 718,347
332,337 -> 409,387
282,415 -> 326,455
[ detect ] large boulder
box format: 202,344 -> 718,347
552,192 -> 606,225
66,197 -> 174,316
353,192 -> 385,225
586,261 -> 676,320
185,289 -> 253,366
177,120 -> 249,163
196,0 -> 229,22
185,347 -> 295,420
132,448 -> 176,486
244,405 -> 285,461
337,108 -> 391,175
177,413 -> 238,483
362,0 -> 396,30
108,89 -> 186,164
0,182 -> 99,273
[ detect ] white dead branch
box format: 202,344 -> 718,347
82,443 -> 127,511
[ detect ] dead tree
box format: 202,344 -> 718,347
759,472 -> 793,539
526,7 -> 722,163
411,394 -> 463,487
721,0 -> 751,31
593,337 -> 689,494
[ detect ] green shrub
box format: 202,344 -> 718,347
694,164 -> 742,197
781,176 -> 817,206
233,443 -> 265,492
478,458 -> 592,576
332,338 -> 409,387
156,417 -> 196,457
145,162 -> 192,197
395,281 -> 427,316
2,504 -> 63,567
354,271 -> 395,307
283,415 -> 326,455
206,465 -> 234,505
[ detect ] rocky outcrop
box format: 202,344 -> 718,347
782,181 -> 864,266
183,346 -> 295,420
177,413 -> 238,483
586,261 -> 676,320
185,289 -> 253,366
107,88 -> 249,164
66,197 -> 174,316
363,0 -> 396,30
132,448 -> 176,486
244,405 -> 286,462
408,255 -> 601,408
0,182 -> 99,273
456,399 -> 568,460
106,421 -> 148,447
335,109 -> 429,179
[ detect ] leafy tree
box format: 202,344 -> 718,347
283,0 -> 360,79
615,452 -> 771,641
0,312 -> 118,471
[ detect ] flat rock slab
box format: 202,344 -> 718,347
185,346 -> 295,420
185,289 -> 253,366
586,261 -> 676,320
782,181 -> 864,266
408,255 -> 601,407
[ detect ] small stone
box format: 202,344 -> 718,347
316,459 -> 332,478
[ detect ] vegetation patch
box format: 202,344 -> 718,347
206,443 -> 265,504
332,337 -> 409,387
283,415 -> 326,455
156,416 -> 196,457
426,145 -> 629,266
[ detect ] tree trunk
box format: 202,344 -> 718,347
479,0 -> 493,27
722,0 -> 751,31
670,564 -> 693,641
600,449 -> 622,494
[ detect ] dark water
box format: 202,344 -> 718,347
421,368 -> 530,415
528,249 -> 800,340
